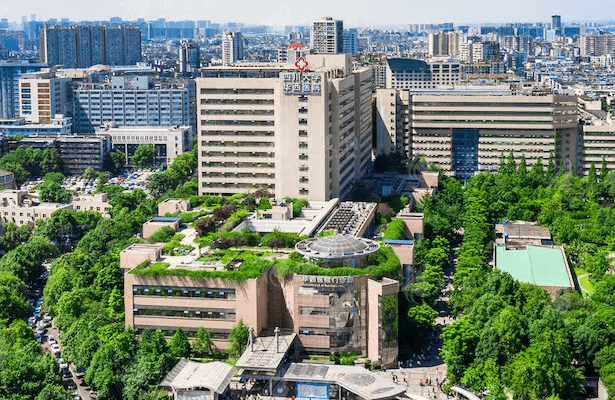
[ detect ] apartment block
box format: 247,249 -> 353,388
197,54 -> 372,201
73,79 -> 191,133
221,32 -> 244,66
311,18 -> 343,54
375,89 -> 579,181
19,71 -> 72,124
96,124 -> 193,165
581,121 -> 615,176
41,25 -> 142,68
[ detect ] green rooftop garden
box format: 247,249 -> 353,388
129,246 -> 401,282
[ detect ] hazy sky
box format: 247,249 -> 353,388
1,0 -> 613,27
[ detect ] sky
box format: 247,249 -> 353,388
1,0 -> 614,27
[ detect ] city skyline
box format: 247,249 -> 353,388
1,0 -> 613,27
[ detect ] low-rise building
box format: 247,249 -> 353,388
0,190 -> 72,226
72,193 -> 112,218
158,199 -> 191,216
142,216 -> 182,239
0,170 -> 15,189
96,124 -> 193,166
18,134 -> 110,174
122,233 -> 400,365
0,115 -> 72,136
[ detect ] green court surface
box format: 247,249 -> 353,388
495,245 -> 572,287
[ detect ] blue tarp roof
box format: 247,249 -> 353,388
151,216 -> 182,222
384,239 -> 414,245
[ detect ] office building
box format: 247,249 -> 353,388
0,115 -> 72,136
18,70 -> 72,124
342,29 -> 359,55
581,121 -> 615,176
73,77 -> 192,133
375,89 -> 579,181
96,124 -> 193,165
0,61 -> 46,118
385,58 -> 461,90
19,134 -> 110,174
197,54 -> 372,201
221,32 -> 244,66
551,15 -> 562,30
311,18 -> 343,54
178,40 -> 200,73
41,25 -> 142,68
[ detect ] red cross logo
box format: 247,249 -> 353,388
295,57 -> 308,71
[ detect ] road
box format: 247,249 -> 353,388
374,245 -> 461,400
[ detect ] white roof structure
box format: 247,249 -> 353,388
161,360 -> 235,394
235,333 -> 297,373
295,235 -> 380,261
283,363 -> 407,400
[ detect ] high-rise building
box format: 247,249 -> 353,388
197,54 -> 372,200
375,88 -> 579,181
178,40 -> 200,73
221,32 -> 244,66
579,34 -> 615,56
0,61 -> 46,118
342,29 -> 359,55
428,31 -> 459,57
73,76 -> 192,133
19,70 -> 72,124
581,122 -> 615,176
40,25 -> 142,68
311,17 -> 343,54
551,15 -> 562,30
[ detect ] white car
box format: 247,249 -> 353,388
48,335 -> 56,345
58,358 -> 68,369
50,343 -> 61,356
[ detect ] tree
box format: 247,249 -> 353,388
39,180 -> 71,203
407,304 -> 437,329
192,327 -> 214,357
601,157 -> 609,180
588,161 -> 598,185
168,327 -> 191,359
109,149 -> 126,172
0,271 -> 30,323
83,167 -> 97,179
132,144 -> 156,167
228,319 -> 250,358
440,317 -> 479,381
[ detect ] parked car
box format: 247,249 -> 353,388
59,358 -> 68,369
50,343 -> 61,357
48,335 -> 56,345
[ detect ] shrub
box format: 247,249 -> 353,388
383,219 -> 407,240
147,226 -> 176,243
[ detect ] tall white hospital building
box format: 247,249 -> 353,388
197,54 -> 372,201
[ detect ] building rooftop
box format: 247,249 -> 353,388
295,235 -> 380,261
495,245 -> 574,288
386,58 -> 429,71
235,332 -> 297,373
283,363 -> 407,400
161,360 -> 235,394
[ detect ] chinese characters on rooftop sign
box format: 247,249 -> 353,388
283,72 -> 321,96
302,275 -> 354,284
